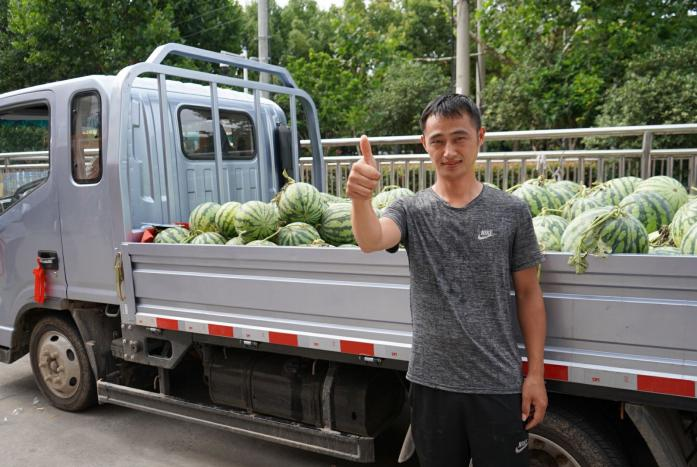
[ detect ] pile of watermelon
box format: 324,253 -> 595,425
154,179 -> 414,248
512,175 -> 697,272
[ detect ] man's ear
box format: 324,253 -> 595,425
478,127 -> 486,147
420,134 -> 427,152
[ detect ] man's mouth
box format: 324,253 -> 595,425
441,160 -> 461,166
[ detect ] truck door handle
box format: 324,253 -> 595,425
37,250 -> 59,270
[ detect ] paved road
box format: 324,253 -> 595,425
0,357 -> 417,467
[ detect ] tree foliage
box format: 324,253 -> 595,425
0,0 -> 694,139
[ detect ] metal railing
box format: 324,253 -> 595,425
300,124 -> 697,196
0,150 -> 49,196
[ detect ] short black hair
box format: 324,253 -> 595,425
419,94 -> 481,132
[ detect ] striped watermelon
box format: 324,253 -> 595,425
154,226 -> 190,244
590,185 -> 624,206
320,203 -> 355,245
547,180 -> 582,207
680,223 -> 697,255
320,192 -> 350,205
189,202 -> 221,233
532,214 -> 569,252
669,199 -> 697,248
276,181 -> 324,225
635,176 -> 688,216
561,189 -> 607,220
246,239 -> 276,246
619,191 -> 672,234
190,232 -> 226,245
226,236 -> 245,245
649,246 -> 683,255
562,206 -> 648,273
276,222 -> 321,246
512,183 -> 558,216
309,239 -> 336,248
603,176 -> 641,198
372,186 -> 415,210
215,201 -> 241,238
234,201 -> 280,243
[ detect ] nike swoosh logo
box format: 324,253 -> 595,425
477,234 -> 493,240
515,441 -> 528,454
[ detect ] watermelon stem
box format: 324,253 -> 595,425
568,207 -> 623,274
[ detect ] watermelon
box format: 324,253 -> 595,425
669,199 -> 697,248
619,191 -> 672,234
154,226 -> 190,244
246,239 -> 276,246
276,181 -> 324,225
532,214 -> 569,252
372,186 -> 414,210
320,192 -> 350,204
561,189 -> 607,220
234,201 -> 280,243
215,201 -> 241,238
512,183 -> 558,216
603,176 -> 641,198
190,232 -> 226,245
590,185 -> 624,206
226,236 -> 245,245
276,222 -> 321,246
562,206 -> 649,273
319,203 -> 355,245
546,180 -> 582,207
648,246 -> 683,255
680,222 -> 697,255
635,176 -> 689,216
309,239 -> 336,248
189,202 -> 221,233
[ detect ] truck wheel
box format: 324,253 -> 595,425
29,315 -> 97,411
529,405 -> 631,467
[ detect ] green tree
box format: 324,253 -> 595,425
365,60 -> 451,135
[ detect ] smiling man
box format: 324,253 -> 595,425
347,94 -> 547,466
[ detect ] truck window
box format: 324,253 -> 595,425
179,107 -> 255,160
0,103 -> 50,214
71,92 -> 101,184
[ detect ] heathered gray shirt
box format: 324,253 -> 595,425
382,185 -> 543,393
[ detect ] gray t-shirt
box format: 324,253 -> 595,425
383,185 -> 542,393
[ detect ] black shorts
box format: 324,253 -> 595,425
409,383 -> 529,467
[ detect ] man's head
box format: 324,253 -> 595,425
419,94 -> 481,134
420,94 -> 485,182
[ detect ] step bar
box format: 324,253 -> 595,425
97,379 -> 375,463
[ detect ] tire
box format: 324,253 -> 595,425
29,314 -> 97,411
529,405 -> 631,467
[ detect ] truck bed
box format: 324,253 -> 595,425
120,243 -> 697,402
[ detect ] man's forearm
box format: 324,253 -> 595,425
517,293 -> 546,379
352,200 -> 383,252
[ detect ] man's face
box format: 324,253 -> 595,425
420,113 -> 485,182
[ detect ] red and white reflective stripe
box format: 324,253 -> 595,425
137,314 -> 697,399
135,314 -> 410,361
523,360 -> 697,399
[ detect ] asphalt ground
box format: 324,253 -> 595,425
0,356 -> 417,467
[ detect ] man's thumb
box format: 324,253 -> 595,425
359,135 -> 375,165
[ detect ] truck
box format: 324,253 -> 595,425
0,43 -> 696,466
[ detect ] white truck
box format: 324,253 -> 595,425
0,44 -> 696,466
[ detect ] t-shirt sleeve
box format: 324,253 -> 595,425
511,203 -> 544,272
381,197 -> 408,253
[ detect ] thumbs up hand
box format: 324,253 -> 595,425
347,135 -> 381,200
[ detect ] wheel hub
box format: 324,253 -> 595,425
529,433 -> 582,467
37,331 -> 81,399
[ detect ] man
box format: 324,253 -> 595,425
347,94 -> 547,466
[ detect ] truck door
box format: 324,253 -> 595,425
0,91 -> 67,349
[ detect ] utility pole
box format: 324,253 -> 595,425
476,0 -> 485,110
258,0 -> 270,97
455,0 -> 470,97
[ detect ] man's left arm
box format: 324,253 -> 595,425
513,266 -> 547,430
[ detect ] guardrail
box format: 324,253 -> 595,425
300,124 -> 697,196
0,150 -> 50,196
